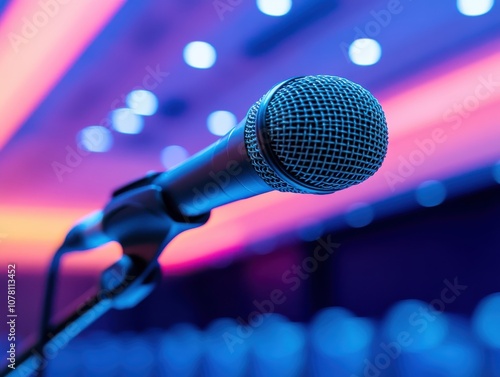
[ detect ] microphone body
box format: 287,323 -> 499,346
153,121 -> 270,217
153,75 -> 388,217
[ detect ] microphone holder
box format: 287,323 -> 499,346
2,173 -> 209,377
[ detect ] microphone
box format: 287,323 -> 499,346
153,75 -> 388,217
61,75 -> 388,250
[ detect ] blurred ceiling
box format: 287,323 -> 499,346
0,0 -> 499,272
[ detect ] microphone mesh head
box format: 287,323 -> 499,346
244,75 -> 388,194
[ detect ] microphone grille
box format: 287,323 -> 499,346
244,75 -> 388,194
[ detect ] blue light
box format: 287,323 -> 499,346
77,126 -> 113,152
415,180 -> 447,207
207,110 -> 237,136
297,222 -> 325,241
256,0 -> 292,16
252,316 -> 306,377
345,203 -> 374,228
120,337 -> 155,376
311,307 -> 374,356
383,299 -> 448,352
159,324 -> 202,376
457,0 -> 494,16
183,41 -> 217,69
310,308 -> 374,377
111,108 -> 144,134
161,145 -> 189,170
472,292 -> 500,348
126,90 -> 158,116
493,160 -> 500,184
204,318 -> 248,377
80,333 -> 121,375
348,38 -> 382,66
399,341 -> 482,377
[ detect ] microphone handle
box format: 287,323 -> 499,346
153,121 -> 271,217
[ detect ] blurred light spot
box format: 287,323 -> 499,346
348,38 -> 382,66
161,145 -> 189,170
77,126 -> 113,152
416,180 -> 447,207
457,0 -> 494,16
121,337 -> 155,376
311,307 -> 374,356
111,108 -> 144,134
205,318 -> 248,376
183,41 -> 217,69
297,222 -> 325,241
126,90 -> 158,116
401,340 -> 482,377
384,300 -> 448,352
252,317 -> 306,377
256,0 -> 292,16
493,160 -> 500,184
345,203 -> 374,228
159,324 -> 202,376
81,333 -> 120,374
207,111 -> 237,136
472,292 -> 500,348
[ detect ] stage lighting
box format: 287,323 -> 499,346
457,0 -> 494,16
256,0 -> 292,16
415,180 -> 447,208
161,145 -> 189,170
111,108 -> 144,134
472,292 -> 500,348
348,38 -> 382,66
493,161 -> 500,184
345,203 -> 374,228
183,41 -> 217,69
383,299 -> 449,352
126,90 -> 158,116
77,125 -> 113,152
207,110 -> 237,136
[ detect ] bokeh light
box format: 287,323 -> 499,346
472,292 -> 500,348
348,38 -> 382,66
457,0 -> 494,16
111,108 -> 144,134
383,299 -> 449,352
493,160 -> 500,184
207,110 -> 237,136
77,126 -> 113,152
183,41 -> 217,69
126,90 -> 158,116
345,203 -> 374,228
415,180 -> 447,207
256,0 -> 292,16
161,145 -> 189,170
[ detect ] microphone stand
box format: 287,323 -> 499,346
1,173 -> 210,377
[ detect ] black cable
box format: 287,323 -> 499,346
38,247 -> 66,377
1,289 -> 113,377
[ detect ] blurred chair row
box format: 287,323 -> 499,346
43,292 -> 500,377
